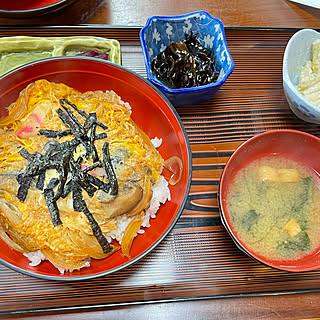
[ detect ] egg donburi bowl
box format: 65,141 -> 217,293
0,57 -> 191,280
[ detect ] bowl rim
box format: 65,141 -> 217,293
0,0 -> 76,17
0,56 -> 193,281
283,28 -> 320,116
139,10 -> 235,94
219,129 -> 320,272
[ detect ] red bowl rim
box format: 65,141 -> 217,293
0,0 -> 76,18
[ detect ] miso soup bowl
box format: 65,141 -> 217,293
219,129 -> 320,272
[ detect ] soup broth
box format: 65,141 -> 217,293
227,156 -> 320,261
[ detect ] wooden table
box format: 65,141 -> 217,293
1,1 -> 320,319
0,0 -> 319,27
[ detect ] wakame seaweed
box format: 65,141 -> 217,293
16,98 -> 118,253
292,177 -> 312,213
291,176 -> 312,230
241,210 -> 259,231
278,231 -> 310,253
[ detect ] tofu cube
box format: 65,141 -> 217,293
278,169 -> 300,183
258,166 -> 278,182
283,218 -> 302,238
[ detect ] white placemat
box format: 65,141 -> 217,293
288,0 -> 320,9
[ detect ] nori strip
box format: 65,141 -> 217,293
81,140 -> 97,161
77,198 -> 112,253
18,149 -> 45,177
39,129 -> 72,139
36,171 -> 46,190
86,174 -> 111,193
52,152 -> 72,201
43,187 -> 62,226
72,186 -> 83,212
17,177 -> 32,202
60,98 -> 88,118
61,180 -> 73,198
82,162 -> 102,173
56,108 -> 83,137
88,122 -> 98,161
102,142 -> 118,195
69,158 -> 97,197
95,133 -> 108,140
47,177 -> 59,189
74,178 -> 97,197
60,98 -> 108,130
18,147 -> 34,160
84,113 -> 98,131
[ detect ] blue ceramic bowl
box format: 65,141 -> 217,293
139,11 -> 235,107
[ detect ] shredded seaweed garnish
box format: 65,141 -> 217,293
16,98 -> 118,253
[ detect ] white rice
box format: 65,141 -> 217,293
151,137 -> 163,148
57,260 -> 90,275
23,250 -> 46,267
142,176 -> 171,227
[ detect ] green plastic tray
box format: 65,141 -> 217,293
0,35 -> 121,75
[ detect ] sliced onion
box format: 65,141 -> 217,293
0,223 -> 25,253
0,82 -> 35,127
164,156 -> 183,186
121,213 -> 144,257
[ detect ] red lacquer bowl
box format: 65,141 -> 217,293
0,57 -> 192,280
219,129 -> 320,272
0,0 -> 75,18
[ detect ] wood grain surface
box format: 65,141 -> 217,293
0,0 -> 319,28
93,0 -> 320,28
3,292 -> 320,320
0,26 -> 320,319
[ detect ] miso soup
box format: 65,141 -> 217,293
227,156 -> 320,261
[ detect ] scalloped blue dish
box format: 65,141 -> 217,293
139,11 -> 235,107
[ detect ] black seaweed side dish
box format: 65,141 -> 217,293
151,32 -> 219,89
